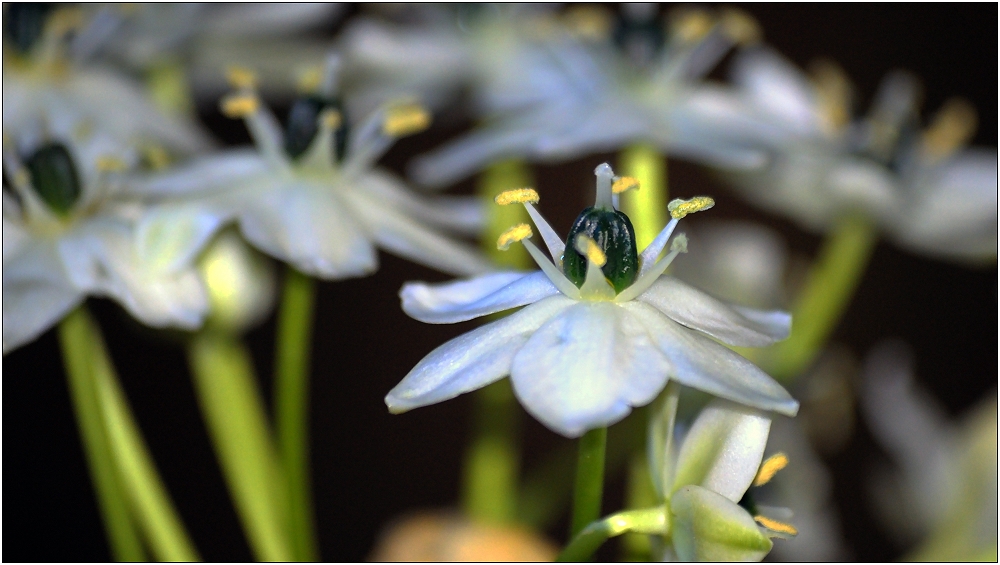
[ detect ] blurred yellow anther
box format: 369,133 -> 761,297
753,452 -> 789,486
220,94 -> 259,119
321,109 -> 343,130
142,144 -> 171,171
574,235 -> 607,267
564,5 -> 614,41
671,8 -> 713,43
297,66 -> 324,93
383,104 -> 431,137
923,98 -> 977,160
720,8 -> 762,45
225,66 -> 258,90
612,176 -> 640,194
668,196 -> 715,219
497,224 -> 533,251
495,188 -> 540,206
96,155 -> 127,172
811,59 -> 852,133
754,516 -> 798,536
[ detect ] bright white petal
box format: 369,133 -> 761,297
672,398 -> 771,502
623,302 -> 799,417
386,295 -> 575,412
510,302 -> 670,437
136,202 -> 231,274
731,47 -> 821,136
401,271 -> 559,324
671,485 -> 773,562
636,277 -> 790,347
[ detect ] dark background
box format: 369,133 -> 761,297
4,4 -> 996,562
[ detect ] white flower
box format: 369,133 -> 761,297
2,123 -> 208,354
386,163 -> 797,438
408,6 -> 781,188
134,63 -> 492,280
726,47 -> 997,262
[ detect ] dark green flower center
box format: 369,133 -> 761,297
283,95 -> 348,162
25,142 -> 81,216
3,3 -> 54,55
562,206 -> 639,294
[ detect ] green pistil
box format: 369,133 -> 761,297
563,206 -> 639,294
25,142 -> 81,216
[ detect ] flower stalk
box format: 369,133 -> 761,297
619,143 -> 668,250
571,426 -> 608,538
558,506 -> 667,562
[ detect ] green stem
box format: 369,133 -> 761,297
557,506 -> 667,562
274,266 -> 318,560
766,212 -> 878,382
188,332 -> 292,561
571,427 -> 608,539
619,143 -> 668,250
59,307 -> 146,562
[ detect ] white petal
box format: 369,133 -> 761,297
136,203 -> 230,274
672,398 -> 771,501
401,271 -> 559,324
3,212 -> 29,262
623,302 -> 799,417
362,170 -> 484,235
510,302 -> 670,437
132,150 -> 268,197
636,277 -> 790,347
409,123 -> 544,188
731,47 -> 821,136
386,295 -> 575,412
670,485 -> 773,562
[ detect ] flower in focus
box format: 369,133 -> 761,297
725,47 -> 997,262
386,163 -> 797,438
2,122 -> 208,354
409,6 -> 781,188
134,60 -> 492,280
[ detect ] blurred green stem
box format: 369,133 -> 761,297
571,427 -> 608,539
620,143 -> 668,249
274,266 -> 319,559
558,506 -> 666,562
188,332 -> 292,561
766,212 -> 878,382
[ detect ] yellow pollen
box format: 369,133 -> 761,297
753,452 -> 789,486
810,59 -> 852,132
671,8 -> 714,43
563,5 -> 613,41
720,8 -> 762,45
13,170 -> 31,189
574,235 -> 607,267
668,196 -> 715,219
225,66 -> 258,90
297,66 -> 324,94
96,155 -> 127,172
494,188 -> 540,206
923,97 -> 977,160
321,109 -> 343,130
612,176 -> 640,194
497,224 -> 533,251
383,104 -> 432,137
220,94 -> 260,119
754,516 -> 798,536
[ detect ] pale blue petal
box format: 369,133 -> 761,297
400,271 -> 558,324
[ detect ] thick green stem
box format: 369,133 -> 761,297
188,332 -> 292,561
557,506 -> 667,562
59,307 -> 145,562
274,266 -> 318,560
571,427 -> 608,539
620,143 -> 668,250
766,212 -> 878,382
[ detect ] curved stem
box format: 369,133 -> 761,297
571,427 -> 608,538
274,266 -> 319,559
557,506 -> 667,562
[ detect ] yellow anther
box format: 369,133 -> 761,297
668,196 -> 715,219
225,66 -> 258,90
563,5 -> 614,41
321,109 -> 343,130
497,223 -> 533,251
96,155 -> 127,172
810,59 -> 852,132
13,170 -> 31,189
220,93 -> 260,119
574,235 -> 607,267
383,103 -> 432,137
297,66 -> 324,94
612,176 -> 640,194
754,516 -> 798,536
671,8 -> 714,43
142,144 -> 171,171
670,233 -> 688,253
720,8 -> 762,45
923,98 -> 977,160
753,452 -> 789,487
494,188 -> 540,206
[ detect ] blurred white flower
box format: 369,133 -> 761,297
134,62 -> 492,280
726,47 -> 997,262
2,123 -> 208,354
386,163 -> 797,438
408,6 -> 781,188
861,341 -> 997,560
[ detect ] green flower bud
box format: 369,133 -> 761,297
25,142 -> 81,216
563,206 -> 639,294
671,485 -> 772,562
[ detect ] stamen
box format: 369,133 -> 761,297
612,176 -> 640,194
220,93 -> 260,119
667,196 -> 715,219
753,452 -> 789,487
495,188 -> 540,205
923,98 -> 977,160
574,234 -> 607,267
811,59 -> 852,133
754,516 -> 798,537
322,109 -> 343,130
383,104 -> 431,137
670,8 -> 713,43
719,8 -> 761,45
96,155 -> 127,172
225,66 -> 258,90
297,66 -> 324,94
497,223 -> 533,251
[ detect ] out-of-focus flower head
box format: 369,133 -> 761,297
134,57 -> 492,281
387,163 -> 797,438
726,48 -> 997,263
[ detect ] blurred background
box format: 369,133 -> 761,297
4,3 -> 996,561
